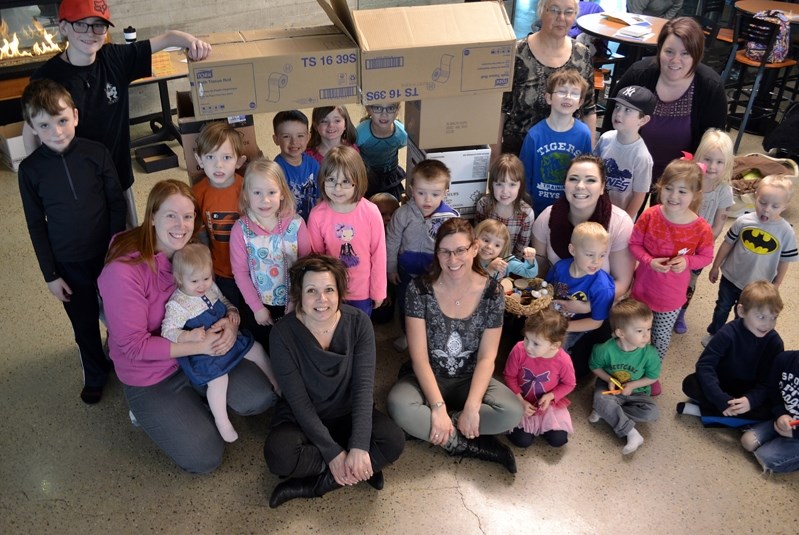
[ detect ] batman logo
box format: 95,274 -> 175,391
741,227 -> 779,255
570,291 -> 588,302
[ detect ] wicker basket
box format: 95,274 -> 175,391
502,277 -> 553,317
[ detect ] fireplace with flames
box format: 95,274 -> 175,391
0,2 -> 64,80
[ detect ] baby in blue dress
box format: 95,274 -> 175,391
162,244 -> 280,442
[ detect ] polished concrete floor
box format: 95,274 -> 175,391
1,107 -> 797,533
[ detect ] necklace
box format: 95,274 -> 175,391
437,280 -> 462,306
302,311 -> 340,336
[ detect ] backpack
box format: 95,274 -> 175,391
745,10 -> 791,63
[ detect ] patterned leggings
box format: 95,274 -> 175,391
651,309 -> 681,360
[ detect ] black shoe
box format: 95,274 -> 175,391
268,470 -> 340,508
366,471 -> 384,490
460,435 -> 517,474
676,402 -> 686,414
80,386 -> 103,404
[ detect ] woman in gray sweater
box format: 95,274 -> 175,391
264,254 -> 404,508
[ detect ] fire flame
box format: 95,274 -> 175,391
0,18 -> 62,60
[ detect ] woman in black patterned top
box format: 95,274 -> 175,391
387,218 -> 523,473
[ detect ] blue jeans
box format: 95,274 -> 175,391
345,298 -> 373,316
124,361 -> 277,473
707,276 -> 742,335
748,420 -> 799,473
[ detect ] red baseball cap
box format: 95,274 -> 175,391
58,0 -> 115,26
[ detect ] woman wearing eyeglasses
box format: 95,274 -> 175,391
387,218 -> 523,473
25,0 -> 212,229
499,0 -> 596,156
357,103 -> 408,200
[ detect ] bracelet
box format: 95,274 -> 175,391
431,401 -> 445,410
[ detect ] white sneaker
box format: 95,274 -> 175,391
701,334 -> 713,348
129,410 -> 140,427
393,335 -> 408,352
588,410 -> 601,423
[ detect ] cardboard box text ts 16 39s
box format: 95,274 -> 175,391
187,25 -> 358,120
345,1 -> 516,104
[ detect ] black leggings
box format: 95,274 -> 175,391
508,427 -> 568,448
264,408 -> 405,478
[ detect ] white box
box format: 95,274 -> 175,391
406,140 -> 489,218
0,122 -> 26,172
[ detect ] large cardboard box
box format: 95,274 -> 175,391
404,93 -> 503,150
406,140 -> 489,218
176,92 -> 261,184
339,0 -> 515,104
0,122 -> 26,172
187,21 -> 358,120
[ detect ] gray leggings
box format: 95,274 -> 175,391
651,309 -> 681,360
386,374 -> 523,441
124,360 -> 277,474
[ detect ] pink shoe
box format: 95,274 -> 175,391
650,380 -> 662,396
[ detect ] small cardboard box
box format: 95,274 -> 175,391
176,91 -> 261,184
404,93 -> 503,150
135,144 -> 179,173
0,121 -> 26,172
341,0 -> 515,104
187,21 -> 358,119
406,140 -> 489,218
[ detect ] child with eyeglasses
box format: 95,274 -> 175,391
24,0 -> 211,229
357,103 -> 408,200
519,68 -> 593,217
307,146 -> 387,316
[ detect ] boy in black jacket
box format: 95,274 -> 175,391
677,281 -> 784,427
18,79 -> 126,404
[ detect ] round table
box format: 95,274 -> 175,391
735,0 -> 798,21
576,13 -> 667,48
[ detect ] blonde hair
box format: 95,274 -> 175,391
474,219 -> 511,258
657,159 -> 704,212
738,280 -> 783,314
757,174 -> 794,202
318,145 -> 368,203
694,129 -> 733,189
172,243 -> 212,287
239,159 -> 296,218
570,221 -> 609,249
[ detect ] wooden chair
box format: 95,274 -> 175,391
720,13 -> 797,153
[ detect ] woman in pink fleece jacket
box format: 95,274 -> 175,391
98,180 -> 277,473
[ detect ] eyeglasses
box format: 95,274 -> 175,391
324,177 -> 355,189
436,246 -> 471,258
554,89 -> 582,99
69,21 -> 110,35
369,105 -> 399,115
546,7 -> 576,18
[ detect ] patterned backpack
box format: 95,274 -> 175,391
745,10 -> 791,63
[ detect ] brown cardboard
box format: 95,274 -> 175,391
135,144 -> 179,173
404,93 -> 503,150
344,1 -> 516,104
193,31 -> 245,45
0,121 -> 26,172
406,140 -> 489,218
187,22 -> 358,119
176,92 -> 261,184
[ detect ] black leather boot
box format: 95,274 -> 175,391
459,435 -> 517,474
366,471 -> 384,490
268,470 -> 341,508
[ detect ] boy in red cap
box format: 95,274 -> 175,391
23,0 -> 212,227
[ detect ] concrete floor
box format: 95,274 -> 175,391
1,105 -> 798,533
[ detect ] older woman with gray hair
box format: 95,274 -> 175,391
500,0 -> 596,155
